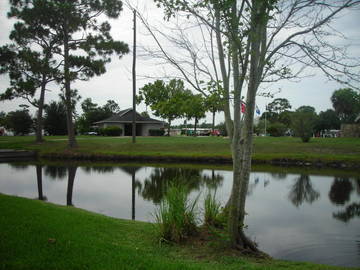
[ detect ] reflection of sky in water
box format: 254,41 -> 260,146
0,163 -> 359,267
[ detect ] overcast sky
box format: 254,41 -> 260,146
0,1 -> 359,125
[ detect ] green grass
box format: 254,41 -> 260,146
0,135 -> 359,164
1,193 -> 357,270
155,184 -> 199,242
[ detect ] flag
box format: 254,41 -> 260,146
256,105 -> 260,115
241,102 -> 246,113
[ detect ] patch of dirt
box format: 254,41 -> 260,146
178,227 -> 271,262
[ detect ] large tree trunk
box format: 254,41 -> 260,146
227,0 -> 266,252
35,76 -> 47,143
63,19 -> 77,148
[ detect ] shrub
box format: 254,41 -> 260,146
291,112 -> 316,142
154,184 -> 199,243
149,129 -> 165,136
267,122 -> 287,137
99,126 -> 122,136
204,191 -> 222,227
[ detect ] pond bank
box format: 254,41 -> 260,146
1,136 -> 359,169
40,152 -> 360,169
0,194 -> 354,270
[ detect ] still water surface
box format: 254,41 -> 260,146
0,162 -> 359,267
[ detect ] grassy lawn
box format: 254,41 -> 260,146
0,135 -> 359,164
1,193 -> 357,270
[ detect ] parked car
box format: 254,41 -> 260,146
210,129 -> 220,136
85,131 -> 98,135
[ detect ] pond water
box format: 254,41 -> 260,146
0,162 -> 359,267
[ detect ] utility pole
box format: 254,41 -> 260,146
132,9 -> 137,143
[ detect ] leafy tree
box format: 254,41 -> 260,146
314,109 -> 341,133
267,98 -> 292,115
259,100 -> 293,133
5,109 -> 33,135
183,92 -> 207,135
103,100 -> 121,114
10,0 -> 129,147
138,79 -> 187,135
278,110 -> 293,128
0,24 -> 60,143
0,111 -> 6,127
77,98 -> 120,134
291,106 -> 318,142
44,101 -> 67,135
204,84 -> 224,131
296,105 -> 316,114
331,88 -> 360,123
267,122 -> 287,137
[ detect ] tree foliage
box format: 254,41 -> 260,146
0,0 -> 63,142
138,79 -> 188,134
44,101 -> 68,136
183,92 -> 206,133
77,98 -> 120,134
267,98 -> 291,115
331,88 -> 360,123
5,109 -> 33,135
7,0 -> 129,147
315,109 -> 341,133
291,106 -> 318,142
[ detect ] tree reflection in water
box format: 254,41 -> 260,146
82,166 -> 116,174
36,165 -> 47,201
66,166 -> 77,206
9,163 -> 29,170
44,166 -> 67,180
136,168 -> 224,204
329,177 -> 353,205
119,167 -> 142,220
288,174 -> 320,207
330,177 -> 360,223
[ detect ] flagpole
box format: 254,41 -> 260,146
264,104 -> 267,136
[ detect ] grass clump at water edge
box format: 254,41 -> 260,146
154,184 -> 199,243
204,190 -> 223,227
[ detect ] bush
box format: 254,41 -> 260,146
291,111 -> 316,142
267,122 -> 287,137
99,126 -> 122,136
204,191 -> 222,227
149,129 -> 165,136
154,184 -> 199,243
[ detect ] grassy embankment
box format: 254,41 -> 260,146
0,136 -> 359,164
1,193 -> 357,270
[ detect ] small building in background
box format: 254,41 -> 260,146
93,108 -> 164,136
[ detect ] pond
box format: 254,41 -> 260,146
0,162 -> 359,267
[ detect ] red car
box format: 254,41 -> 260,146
210,129 -> 221,136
